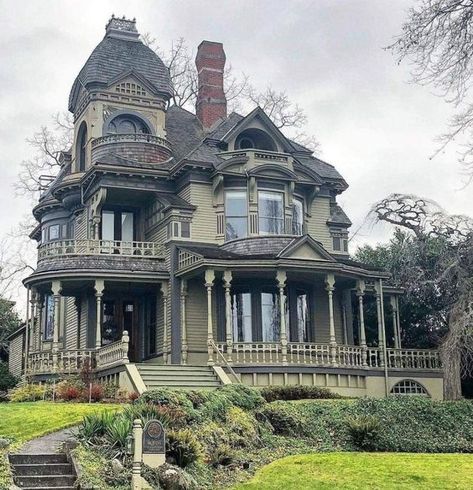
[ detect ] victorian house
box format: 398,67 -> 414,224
8,17 -> 443,399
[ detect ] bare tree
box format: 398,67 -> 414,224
372,193 -> 473,399
389,0 -> 473,174
15,112 -> 73,200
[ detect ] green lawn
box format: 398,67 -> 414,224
234,453 -> 473,490
0,402 -> 121,443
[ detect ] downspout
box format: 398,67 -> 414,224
379,279 -> 389,396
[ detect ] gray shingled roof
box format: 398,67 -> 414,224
166,106 -> 205,162
69,35 -> 172,112
328,204 -> 352,227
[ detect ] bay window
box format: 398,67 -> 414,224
259,191 -> 284,235
43,294 -> 54,341
225,190 -> 247,240
292,197 -> 304,235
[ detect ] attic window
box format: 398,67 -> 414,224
115,82 -> 147,96
235,128 -> 276,152
107,114 -> 151,135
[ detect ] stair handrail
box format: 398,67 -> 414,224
209,339 -> 241,384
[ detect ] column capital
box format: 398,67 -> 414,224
205,268 -> 215,287
51,280 -> 62,296
180,279 -> 188,296
374,278 -> 383,297
161,281 -> 169,297
390,295 -> 398,311
356,279 -> 365,296
94,278 -> 105,295
276,269 -> 287,288
325,273 -> 335,291
223,269 -> 233,288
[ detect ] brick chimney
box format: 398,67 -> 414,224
195,41 -> 227,130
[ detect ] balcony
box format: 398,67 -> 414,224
38,239 -> 165,261
91,133 -> 172,164
219,149 -> 292,166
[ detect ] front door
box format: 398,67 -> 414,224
102,298 -> 139,362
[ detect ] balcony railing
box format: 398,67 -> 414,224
91,133 -> 171,150
219,149 -> 292,164
38,239 -> 165,261
214,342 -> 442,370
96,331 -> 130,369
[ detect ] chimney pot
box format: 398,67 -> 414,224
195,41 -> 227,130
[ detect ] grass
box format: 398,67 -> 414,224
0,402 -> 121,444
234,452 -> 473,490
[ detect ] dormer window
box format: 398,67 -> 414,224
107,114 -> 151,135
235,128 -> 276,152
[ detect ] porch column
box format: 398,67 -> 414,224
276,270 -> 288,365
390,296 -> 400,349
29,289 -> 37,351
396,296 -> 402,348
180,280 -> 188,365
325,273 -> 337,365
374,279 -> 385,367
356,279 -> 368,367
51,280 -> 62,370
37,295 -> 44,351
75,297 -> 82,349
161,282 -> 169,365
25,287 -> 30,373
223,270 -> 233,363
205,269 -> 215,365
94,279 -> 105,349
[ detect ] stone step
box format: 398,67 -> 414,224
145,380 -> 221,388
136,364 -> 214,372
9,454 -> 68,465
13,463 -> 73,476
139,372 -> 218,380
13,475 -> 76,488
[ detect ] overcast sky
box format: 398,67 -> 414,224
1,0 -> 471,312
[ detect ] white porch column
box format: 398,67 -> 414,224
356,279 -> 368,367
325,273 -> 337,365
374,279 -> 385,367
276,270 -> 288,365
223,270 -> 233,363
25,287 -> 30,374
205,269 -> 215,365
94,279 -> 105,349
180,280 -> 188,365
390,296 -> 400,349
161,282 -> 169,365
51,280 -> 62,370
29,290 -> 37,352
396,296 -> 402,348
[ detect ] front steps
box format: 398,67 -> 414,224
9,453 -> 76,489
136,364 -> 222,390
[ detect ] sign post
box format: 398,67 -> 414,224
142,419 -> 166,468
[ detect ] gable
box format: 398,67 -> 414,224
279,235 -> 334,261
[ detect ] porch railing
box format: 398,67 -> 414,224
28,349 -> 95,375
38,239 -> 165,260
214,342 -> 442,370
96,331 -> 130,369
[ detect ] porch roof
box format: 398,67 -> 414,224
176,235 -> 389,280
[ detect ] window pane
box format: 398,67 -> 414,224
226,191 -> 247,216
261,292 -> 280,341
292,199 -> 303,235
121,212 -> 134,241
333,236 -> 341,251
226,217 -> 247,240
259,192 -> 284,235
44,295 -> 54,341
232,292 -> 252,342
181,221 -> 190,238
49,225 -> 60,240
296,291 -> 309,342
102,211 -> 115,241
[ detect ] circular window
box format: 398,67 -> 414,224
390,380 -> 430,397
238,137 -> 255,149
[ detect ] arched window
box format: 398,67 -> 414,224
390,380 -> 430,397
107,114 -> 151,135
76,121 -> 87,172
235,128 -> 277,151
